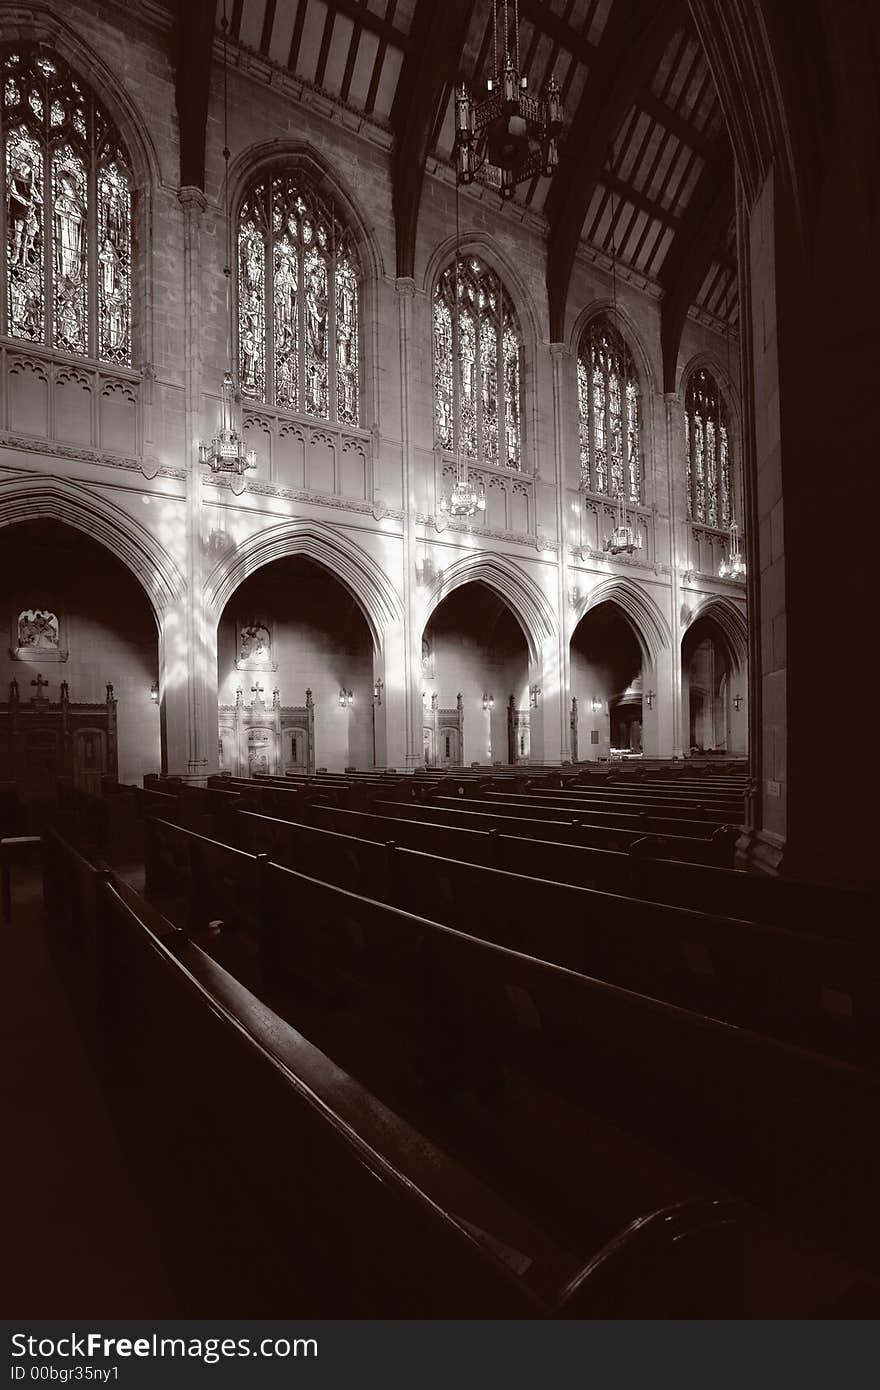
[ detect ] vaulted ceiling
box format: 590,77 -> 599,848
176,1 -> 737,382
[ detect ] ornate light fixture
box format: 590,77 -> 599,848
482,692 -> 494,711
150,681 -> 159,704
198,6 -> 256,478
455,1 -> 563,200
529,684 -> 541,708
373,680 -> 383,705
439,185 -> 486,518
604,488 -> 643,556
719,518 -> 746,580
591,697 -> 603,715
339,688 -> 353,708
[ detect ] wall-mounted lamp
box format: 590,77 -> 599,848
373,679 -> 383,705
150,682 -> 159,704
591,696 -> 603,715
733,694 -> 744,712
339,688 -> 353,708
529,684 -> 541,708
482,692 -> 494,711
646,689 -> 655,709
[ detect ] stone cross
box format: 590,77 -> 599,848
31,673 -> 49,699
251,681 -> 264,700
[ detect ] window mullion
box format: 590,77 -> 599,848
88,123 -> 98,360
297,218 -> 306,415
497,297 -> 504,469
328,230 -> 337,423
0,124 -> 7,336
264,189 -> 274,407
451,290 -> 459,455
43,120 -> 51,351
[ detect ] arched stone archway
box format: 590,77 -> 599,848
205,518 -> 403,655
681,603 -> 748,758
0,475 -> 184,621
420,580 -> 532,767
0,517 -> 162,792
570,599 -> 647,762
421,554 -> 556,669
204,522 -> 405,776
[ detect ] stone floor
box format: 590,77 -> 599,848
0,864 -> 176,1316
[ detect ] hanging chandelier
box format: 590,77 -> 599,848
439,457 -> 486,517
455,0 -> 563,199
198,6 -> 256,478
719,518 -> 746,579
199,371 -> 257,474
604,489 -> 643,556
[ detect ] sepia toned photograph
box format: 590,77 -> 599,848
1,0 -> 878,1367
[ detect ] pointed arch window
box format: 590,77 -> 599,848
577,317 -> 641,502
237,171 -> 360,426
685,369 -> 731,527
433,256 -> 523,470
1,45 -> 132,365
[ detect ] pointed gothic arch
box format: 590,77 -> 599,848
0,474 -> 183,621
422,554 -> 556,668
574,577 -> 671,668
204,519 -> 404,654
683,595 -> 748,674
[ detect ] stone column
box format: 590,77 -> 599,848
396,276 -> 422,768
177,186 -> 213,781
664,390 -> 688,759
735,171 -> 785,873
549,343 -> 570,763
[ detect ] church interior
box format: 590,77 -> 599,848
2,0 -> 879,1322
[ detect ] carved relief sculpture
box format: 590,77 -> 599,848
235,618 -> 277,672
11,608 -> 68,662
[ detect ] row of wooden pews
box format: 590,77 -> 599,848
41,766 -> 880,1314
43,822 -> 771,1319
130,808 -> 880,1311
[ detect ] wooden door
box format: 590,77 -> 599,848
74,727 -> 107,795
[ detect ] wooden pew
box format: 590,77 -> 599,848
39,848 -> 750,1317
370,797 -> 728,865
256,859 -> 880,1272
218,810 -> 880,1064
430,791 -> 724,841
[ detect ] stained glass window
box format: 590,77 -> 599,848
1,46 -> 132,365
577,317 -> 641,501
685,369 -> 732,526
433,256 -> 522,469
238,172 -> 359,425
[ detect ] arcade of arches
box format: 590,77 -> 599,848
1,0 -> 878,897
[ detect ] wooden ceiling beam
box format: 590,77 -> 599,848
518,0 -> 598,66
325,0 -> 414,53
175,0 -> 216,191
391,0 -> 474,279
659,137 -> 735,390
545,0 -> 686,340
636,89 -> 715,158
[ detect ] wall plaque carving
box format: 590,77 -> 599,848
11,608 -> 68,662
234,618 -> 277,672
